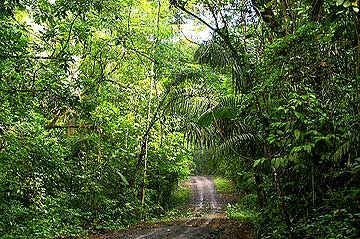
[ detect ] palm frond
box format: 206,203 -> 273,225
165,80 -> 259,160
194,38 -> 232,68
209,131 -> 259,160
332,139 -> 353,162
232,63 -> 251,91
194,37 -> 251,92
166,84 -> 216,118
183,121 -> 216,147
197,95 -> 241,126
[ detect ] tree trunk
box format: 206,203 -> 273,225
139,0 -> 161,205
310,0 -> 323,22
254,165 -> 266,208
273,166 -> 292,236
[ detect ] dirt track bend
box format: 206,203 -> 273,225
114,176 -> 226,239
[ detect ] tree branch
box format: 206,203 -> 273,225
45,125 -> 98,130
173,2 -> 244,67
0,88 -> 52,93
58,12 -> 80,56
173,2 -> 216,32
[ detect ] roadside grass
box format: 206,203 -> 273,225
226,193 -> 261,227
171,182 -> 191,207
152,180 -> 193,223
213,176 -> 237,193
227,204 -> 261,224
214,177 -> 260,230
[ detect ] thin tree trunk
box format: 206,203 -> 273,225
254,165 -> 266,208
356,14 -> 360,75
312,167 -> 316,208
140,61 -> 154,205
140,0 -> 161,205
273,166 -> 292,236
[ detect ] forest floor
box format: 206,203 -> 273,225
74,176 -> 252,239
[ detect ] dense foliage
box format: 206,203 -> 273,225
0,0 -> 359,238
170,0 -> 360,238
0,1 -> 193,238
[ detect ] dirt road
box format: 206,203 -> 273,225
190,176 -> 219,211
110,176 -> 221,239
84,176 -> 251,239
101,176 -> 247,239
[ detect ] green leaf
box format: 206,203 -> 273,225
294,112 -> 305,121
265,1 -> 273,8
336,0 -> 344,6
253,158 -> 265,168
344,1 -> 351,7
294,130 -> 300,140
303,145 -> 310,153
272,157 -> 288,169
117,171 -> 129,186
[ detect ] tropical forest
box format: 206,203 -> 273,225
0,0 -> 359,238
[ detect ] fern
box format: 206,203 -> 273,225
332,139 -> 352,162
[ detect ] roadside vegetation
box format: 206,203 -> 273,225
156,180 -> 193,222
214,177 -> 237,194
